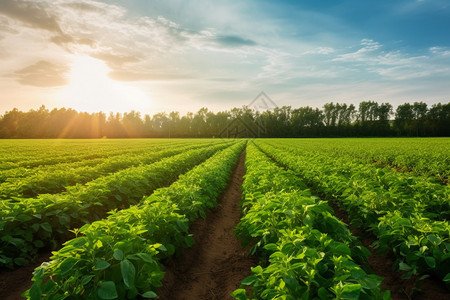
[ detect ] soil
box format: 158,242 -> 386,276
0,251 -> 52,300
328,200 -> 449,300
157,151 -> 257,300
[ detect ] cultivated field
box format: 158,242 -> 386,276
0,138 -> 448,299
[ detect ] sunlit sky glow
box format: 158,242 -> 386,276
0,0 -> 449,114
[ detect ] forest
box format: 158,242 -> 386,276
0,101 -> 448,138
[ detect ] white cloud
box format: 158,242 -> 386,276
329,38 -> 450,80
333,39 -> 382,63
0,0 -> 449,114
0,0 -> 262,86
303,47 -> 335,55
429,46 -> 450,56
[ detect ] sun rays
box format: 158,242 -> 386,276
58,55 -> 151,113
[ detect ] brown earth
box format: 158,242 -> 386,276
157,151 -> 257,300
0,251 -> 52,300
328,200 -> 449,300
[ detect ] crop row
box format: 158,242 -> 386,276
262,141 -> 449,221
270,138 -> 449,181
0,141 -> 224,198
25,142 -> 245,299
0,140 -> 195,184
232,142 -> 388,300
0,142 -> 232,268
256,141 -> 450,286
0,139 -> 199,170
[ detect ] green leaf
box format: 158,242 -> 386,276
31,223 -> 40,232
29,283 -> 42,300
318,287 -> 331,299
333,243 -> 351,256
166,243 -> 176,256
33,240 -> 45,248
398,262 -> 412,271
231,289 -> 247,300
251,265 -> 263,274
290,262 -> 304,270
98,281 -> 118,299
241,275 -> 256,286
142,291 -> 158,298
157,244 -> 167,252
360,275 -> 382,290
95,259 -> 111,270
33,267 -> 45,281
121,259 -> 136,288
427,234 -> 442,245
136,253 -> 154,263
40,222 -> 52,233
350,268 -> 366,280
176,219 -> 189,232
443,273 -> 450,282
40,279 -> 57,295
283,274 -> 298,291
397,218 -> 411,227
303,214 -> 313,226
263,243 -> 278,251
383,290 -> 392,300
360,246 -> 371,257
59,257 -> 78,276
445,243 -> 450,252
113,249 -> 124,261
341,283 -> 361,300
424,256 -> 436,268
8,237 -> 24,248
81,275 -> 95,285
58,215 -> 71,227
114,194 -> 122,201
65,237 -> 86,248
14,257 -> 27,266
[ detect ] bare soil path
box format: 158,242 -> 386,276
157,151 -> 257,300
0,251 -> 52,300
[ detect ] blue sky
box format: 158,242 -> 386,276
0,0 -> 449,114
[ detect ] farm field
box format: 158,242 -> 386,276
0,138 -> 448,300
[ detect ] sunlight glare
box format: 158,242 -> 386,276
59,55 -> 151,113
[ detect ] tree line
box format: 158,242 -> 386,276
0,101 -> 448,138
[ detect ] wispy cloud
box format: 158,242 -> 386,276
330,38 -> 450,80
12,60 -> 69,87
303,47 -> 336,55
333,39 -> 382,63
0,0 -> 264,85
0,0 -> 448,114
0,0 -> 62,33
429,46 -> 450,56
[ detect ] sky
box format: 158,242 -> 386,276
0,0 -> 449,115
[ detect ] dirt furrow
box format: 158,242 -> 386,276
0,251 -> 52,300
328,200 -> 449,300
157,151 -> 257,300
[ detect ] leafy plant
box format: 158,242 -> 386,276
233,143 -> 388,299
255,140 -> 450,287
0,142 -> 232,268
24,142 -> 245,299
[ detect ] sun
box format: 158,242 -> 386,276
58,55 -> 151,113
